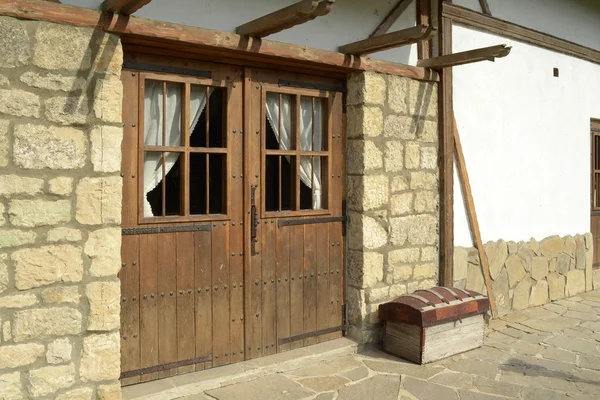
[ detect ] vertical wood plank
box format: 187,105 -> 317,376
194,230 -> 212,369
328,222 -> 343,339
289,225 -> 304,350
417,0 -> 432,60
276,224 -> 291,352
303,224 -> 318,346
176,232 -> 196,373
120,235 -> 140,385
316,223 -> 330,342
120,70 -> 138,228
212,225 -> 231,365
243,67 -> 254,361
139,234 -> 159,382
261,220 -> 277,355
157,233 -> 177,379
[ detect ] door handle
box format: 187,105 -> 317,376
251,185 -> 259,255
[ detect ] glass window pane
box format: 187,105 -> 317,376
314,98 -> 327,151
143,80 -> 182,147
265,155 -> 279,212
299,155 -> 312,210
190,87 -> 226,148
190,153 -> 207,215
164,152 -> 182,216
266,93 -> 295,150
300,97 -> 313,151
313,156 -> 327,210
143,151 -> 163,217
209,154 -> 226,214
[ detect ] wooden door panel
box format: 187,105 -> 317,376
194,230 -> 212,370
157,233 -> 177,378
120,235 -> 140,386
211,224 -> 231,366
276,225 -> 291,352
139,234 -> 159,382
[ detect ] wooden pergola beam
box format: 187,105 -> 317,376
236,0 -> 335,38
478,0 -> 492,16
417,44 -> 511,68
102,0 -> 152,15
370,0 -> 414,38
340,24 -> 435,56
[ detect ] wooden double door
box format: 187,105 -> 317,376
119,53 -> 346,384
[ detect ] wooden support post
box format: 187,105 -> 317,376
417,44 -> 511,69
416,0 -> 432,59
370,0 -> 414,37
452,117 -> 497,318
236,0 -> 334,38
339,25 -> 435,56
478,0 -> 492,16
102,0 -> 152,15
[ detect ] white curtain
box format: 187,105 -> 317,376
143,82 -> 208,217
265,94 -> 323,209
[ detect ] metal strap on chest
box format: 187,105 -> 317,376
443,287 -> 464,301
404,294 -> 436,307
420,289 -> 449,304
454,288 -> 475,298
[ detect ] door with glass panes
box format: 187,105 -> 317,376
119,54 -> 345,385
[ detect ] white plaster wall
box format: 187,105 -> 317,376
453,24 -> 600,246
60,0 -> 419,65
454,0 -> 600,51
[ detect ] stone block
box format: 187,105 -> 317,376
0,89 -> 40,118
0,74 -> 8,87
0,16 -> 31,67
566,269 -> 585,296
20,72 -> 87,92
348,251 -> 383,288
347,287 -> 367,325
556,253 -> 570,275
413,263 -> 436,279
97,383 -> 122,400
0,254 -> 7,293
48,177 -> 74,196
414,191 -> 438,213
34,23 -> 92,71
384,114 -> 418,139
492,268 -> 510,316
408,80 -> 438,118
548,273 -> 566,301
420,146 -> 437,170
387,75 -> 409,113
404,142 -> 420,170
530,279 -> 549,306
531,257 -> 549,281
0,293 -> 38,308
384,140 -> 403,172
80,332 -> 121,382
47,227 -> 82,243
0,229 -> 37,249
347,72 -> 386,106
3,320 -> 11,342
8,199 -> 71,227
76,177 -> 122,225
454,247 -> 468,281
391,176 -> 409,192
55,387 -> 93,400
348,212 -> 388,250
389,248 -> 420,265
93,34 -> 124,77
347,175 -> 388,211
0,343 -> 45,369
512,278 -> 532,310
0,203 -> 4,226
347,106 -> 383,138
484,240 -> 508,280
540,236 -> 564,259
0,371 -> 22,400
13,245 -> 83,290
390,214 -> 437,246
42,286 -> 81,304
594,269 -> 600,290
586,236 -> 593,291
421,246 -> 437,262
505,254 -> 526,288
93,78 -> 123,123
392,265 -> 412,282
85,228 -> 122,277
417,119 -> 438,143
407,279 -> 438,293
0,175 -> 44,197
409,172 -> 437,190
91,125 -> 123,172
13,307 -> 82,342
466,263 -> 485,294
86,281 -> 120,331
45,95 -> 89,125
347,140 -> 382,174
28,363 -> 75,397
13,124 -> 87,169
390,193 -> 412,215
564,236 -> 576,258
0,119 -> 8,167
46,338 -> 72,364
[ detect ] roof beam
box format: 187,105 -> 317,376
478,0 -> 492,16
417,44 -> 511,68
102,0 -> 152,15
340,24 -> 436,56
236,0 -> 335,38
370,0 -> 414,38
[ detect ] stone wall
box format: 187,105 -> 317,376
345,71 -> 439,343
0,16 -> 123,400
454,234 -> 594,317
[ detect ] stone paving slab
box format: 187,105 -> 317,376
125,289 -> 600,400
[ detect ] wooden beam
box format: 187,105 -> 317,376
452,116 -> 497,317
236,0 -> 334,38
102,0 -> 152,15
416,0 -> 432,60
478,0 -> 492,16
417,44 -> 511,68
0,0 -> 438,82
443,3 -> 600,65
370,0 -> 413,37
340,24 -> 435,56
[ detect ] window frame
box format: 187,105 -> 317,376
260,85 -> 333,218
592,119 -> 600,212
137,71 -> 232,224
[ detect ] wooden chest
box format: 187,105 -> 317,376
378,287 -> 490,364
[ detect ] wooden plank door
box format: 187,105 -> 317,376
592,119 -> 600,269
119,54 -> 244,384
244,68 -> 346,358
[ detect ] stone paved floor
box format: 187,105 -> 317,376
124,290 -> 600,400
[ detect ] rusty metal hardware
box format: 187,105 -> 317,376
278,216 -> 346,228
120,354 -> 212,379
122,224 -> 211,235
251,185 -> 259,255
278,325 -> 346,345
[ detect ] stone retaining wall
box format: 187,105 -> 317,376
454,234 -> 594,316
0,16 -> 123,400
345,71 -> 439,343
